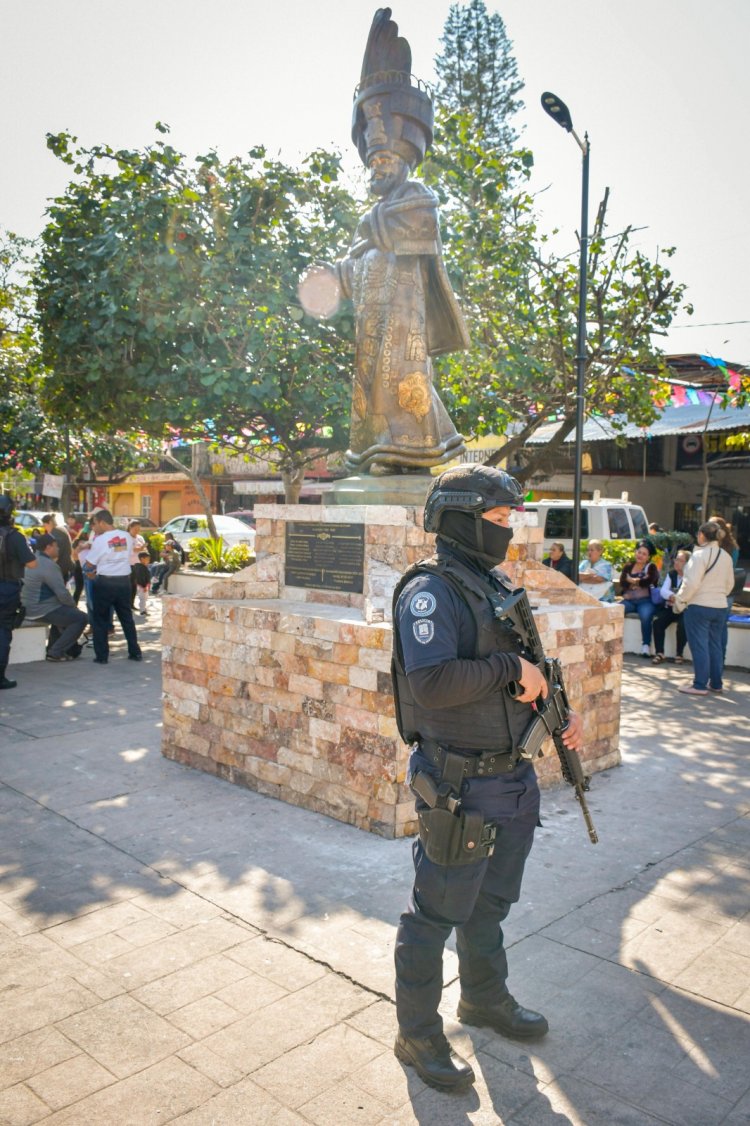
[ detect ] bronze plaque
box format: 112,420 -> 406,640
285,522 -> 365,593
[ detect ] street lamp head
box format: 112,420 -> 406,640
541,91 -> 574,132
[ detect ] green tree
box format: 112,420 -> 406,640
36,129 -> 358,511
1,230 -> 144,511
435,0 -> 524,150
422,111 -> 689,480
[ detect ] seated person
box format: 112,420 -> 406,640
578,540 -> 615,601
151,533 -> 184,594
619,541 -> 660,656
652,549 -> 691,664
542,541 -> 573,579
21,533 -> 88,661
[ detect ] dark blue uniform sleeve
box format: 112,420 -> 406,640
396,573 -> 522,708
397,573 -> 466,672
12,531 -> 35,567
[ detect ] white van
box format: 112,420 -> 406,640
522,492 -> 649,555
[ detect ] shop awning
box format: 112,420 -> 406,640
527,403 -> 750,445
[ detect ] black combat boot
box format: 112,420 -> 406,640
0,666 -> 17,689
394,1030 -> 475,1092
457,993 -> 549,1040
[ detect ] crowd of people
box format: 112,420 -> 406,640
0,499 -> 185,688
2,493 -> 744,700
542,517 -> 742,696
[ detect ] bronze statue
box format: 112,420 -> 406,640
300,8 -> 468,475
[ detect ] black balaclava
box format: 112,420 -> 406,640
439,510 -> 513,569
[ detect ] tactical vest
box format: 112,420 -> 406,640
0,526 -> 25,583
391,553 -> 533,753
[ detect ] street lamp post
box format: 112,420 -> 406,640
541,92 -> 590,585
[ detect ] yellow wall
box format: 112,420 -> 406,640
433,434 -> 507,474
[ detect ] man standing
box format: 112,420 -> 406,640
85,510 -> 142,665
41,513 -> 73,583
20,533 -> 88,662
391,466 -> 583,1092
0,495 -> 36,688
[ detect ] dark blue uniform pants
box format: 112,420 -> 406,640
0,581 -> 22,674
91,576 -> 141,662
395,751 -> 540,1039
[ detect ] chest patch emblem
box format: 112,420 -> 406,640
413,619 -> 435,645
410,591 -> 436,617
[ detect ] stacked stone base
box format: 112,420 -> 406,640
161,504 -> 624,838
162,598 -> 409,837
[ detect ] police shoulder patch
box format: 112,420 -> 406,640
409,590 -> 436,618
412,619 -> 435,644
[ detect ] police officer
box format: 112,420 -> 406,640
391,465 -> 583,1092
0,495 -> 36,689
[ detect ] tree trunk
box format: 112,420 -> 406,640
701,441 -> 710,522
490,412 -> 579,483
282,464 -> 305,504
161,451 -> 218,538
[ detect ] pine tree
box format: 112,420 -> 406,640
435,0 -> 524,149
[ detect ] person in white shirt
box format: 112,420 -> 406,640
674,523 -> 735,695
577,540 -> 615,602
127,520 -> 147,607
85,510 -> 142,665
651,550 -> 690,665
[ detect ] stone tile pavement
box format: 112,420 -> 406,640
0,597 -> 748,1123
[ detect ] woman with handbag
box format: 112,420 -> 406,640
619,542 -> 660,656
709,515 -> 741,660
673,522 -> 736,695
651,550 -> 691,665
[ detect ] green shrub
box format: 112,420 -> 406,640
187,537 -> 255,573
144,531 -> 164,559
224,544 -> 254,573
581,531 -> 695,581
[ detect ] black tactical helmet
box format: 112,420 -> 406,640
0,494 -> 15,516
424,465 -> 524,533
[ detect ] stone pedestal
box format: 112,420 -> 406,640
161,504 -> 623,838
328,473 -> 433,508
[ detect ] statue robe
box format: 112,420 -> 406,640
337,181 -> 468,473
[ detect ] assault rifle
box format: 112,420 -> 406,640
496,587 -> 599,845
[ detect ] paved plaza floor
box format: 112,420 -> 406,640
1,598 -> 749,1124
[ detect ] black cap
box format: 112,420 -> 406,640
0,494 -> 14,515
35,533 -> 58,551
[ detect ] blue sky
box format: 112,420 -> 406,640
3,0 -> 748,363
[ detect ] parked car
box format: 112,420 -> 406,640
522,494 -> 650,554
13,510 -> 65,530
112,515 -> 159,530
225,509 -> 256,528
160,514 -> 256,548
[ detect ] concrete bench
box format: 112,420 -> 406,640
622,611 -> 749,670
11,621 -> 50,665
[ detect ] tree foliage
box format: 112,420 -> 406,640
1,229 -> 142,493
422,110 -> 689,480
36,129 -> 359,501
434,0 -> 524,150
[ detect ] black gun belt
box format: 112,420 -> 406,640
418,740 -> 518,777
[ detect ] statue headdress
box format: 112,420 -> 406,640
351,8 -> 433,170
